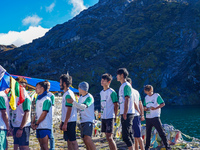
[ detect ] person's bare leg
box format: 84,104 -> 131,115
71,140 -> 78,150
136,137 -> 144,150
128,145 -> 134,150
67,141 -> 73,150
37,138 -> 42,149
135,138 -> 139,150
83,138 -> 89,150
106,133 -> 117,150
39,135 -> 49,150
83,135 -> 96,150
14,144 -> 19,150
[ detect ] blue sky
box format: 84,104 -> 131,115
0,0 -> 98,46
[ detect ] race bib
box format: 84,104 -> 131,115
101,100 -> 106,113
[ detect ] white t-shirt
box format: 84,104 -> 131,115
36,95 -> 52,129
11,88 -> 32,127
143,93 -> 164,118
119,82 -> 135,115
47,92 -> 55,119
47,92 -> 55,106
132,88 -> 141,116
100,88 -> 118,119
78,93 -> 94,123
0,91 -> 9,130
61,90 -> 77,123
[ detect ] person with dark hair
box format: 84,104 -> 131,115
100,73 -> 118,150
143,85 -> 170,150
127,78 -> 145,150
32,81 -> 52,150
59,74 -> 78,150
117,68 -> 129,79
117,68 -> 140,150
0,86 -> 10,150
45,80 -> 55,150
11,77 -> 31,150
67,81 -> 96,150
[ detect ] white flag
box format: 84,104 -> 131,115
0,65 -> 6,81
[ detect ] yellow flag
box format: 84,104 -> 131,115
34,93 -> 38,100
10,77 -> 16,110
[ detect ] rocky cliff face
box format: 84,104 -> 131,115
1,0 -> 200,105
0,44 -> 16,52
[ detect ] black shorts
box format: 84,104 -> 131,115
121,114 -> 134,147
62,122 -> 76,141
80,122 -> 93,138
13,126 -> 30,146
101,119 -> 114,133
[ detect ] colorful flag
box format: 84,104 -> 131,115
10,77 -> 17,110
0,73 -> 10,91
17,85 -> 25,105
0,65 -> 6,81
15,81 -> 19,97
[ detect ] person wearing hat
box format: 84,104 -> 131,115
67,81 -> 96,150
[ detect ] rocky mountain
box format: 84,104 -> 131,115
1,0 -> 200,105
0,44 -> 16,52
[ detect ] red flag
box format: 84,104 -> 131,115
17,85 -> 25,105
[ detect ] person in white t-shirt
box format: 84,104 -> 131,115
127,78 -> 144,150
0,88 -> 10,150
31,81 -> 52,150
100,73 -> 118,150
117,68 -> 140,150
67,81 -> 96,150
12,77 -> 31,150
59,74 -> 78,150
45,80 -> 55,150
143,85 -> 170,150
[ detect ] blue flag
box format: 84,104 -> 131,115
0,73 -> 10,91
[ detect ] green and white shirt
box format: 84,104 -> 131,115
11,88 -> 31,127
61,89 -> 77,123
119,82 -> 135,115
78,93 -> 94,123
36,95 -> 52,129
143,93 -> 164,118
100,88 -> 118,119
47,92 -> 55,118
132,88 -> 141,116
0,91 -> 9,130
47,92 -> 55,106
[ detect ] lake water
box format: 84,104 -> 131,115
158,105 -> 200,139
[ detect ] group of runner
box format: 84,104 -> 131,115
0,67 -> 171,150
